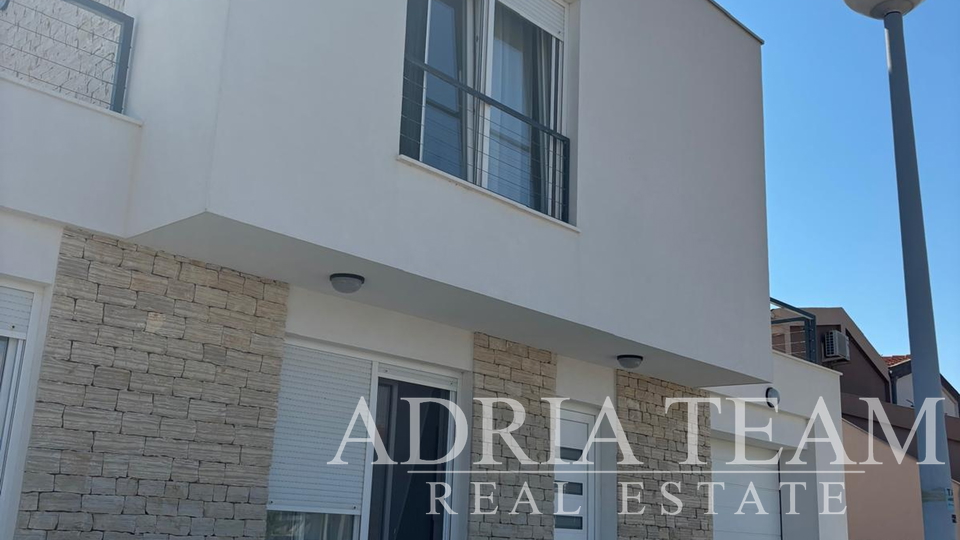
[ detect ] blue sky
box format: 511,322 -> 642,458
719,0 -> 959,382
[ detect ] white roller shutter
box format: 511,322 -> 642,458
499,0 -> 566,40
268,345 -> 373,515
711,439 -> 782,540
0,286 -> 33,335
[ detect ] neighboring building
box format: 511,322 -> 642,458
772,307 -> 960,540
843,422 -> 960,540
773,307 -> 893,401
886,355 -> 960,417
783,308 -> 960,476
1,1 -> 848,540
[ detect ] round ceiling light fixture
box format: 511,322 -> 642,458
330,273 -> 365,294
765,387 -> 781,409
617,354 -> 644,370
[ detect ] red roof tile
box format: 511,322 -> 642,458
884,354 -> 911,367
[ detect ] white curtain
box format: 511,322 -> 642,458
487,3 -> 559,209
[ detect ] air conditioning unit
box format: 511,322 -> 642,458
823,330 -> 850,363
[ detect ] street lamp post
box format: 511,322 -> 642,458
844,0 -> 955,538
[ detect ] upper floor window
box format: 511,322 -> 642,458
400,0 -> 571,222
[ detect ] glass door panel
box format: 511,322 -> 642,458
367,378 -> 451,540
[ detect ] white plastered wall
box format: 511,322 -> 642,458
285,285 -> 473,372
708,352 -> 849,540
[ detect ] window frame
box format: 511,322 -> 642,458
281,337 -> 470,540
0,335 -> 26,490
420,0 -> 469,178
480,0 -> 566,210
0,278 -> 46,540
400,0 -> 573,222
265,511 -> 360,540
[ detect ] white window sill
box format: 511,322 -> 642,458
396,154 -> 579,234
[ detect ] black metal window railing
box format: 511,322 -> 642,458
770,297 -> 819,364
0,0 -> 133,113
400,56 -> 571,222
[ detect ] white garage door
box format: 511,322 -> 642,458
711,440 -> 782,540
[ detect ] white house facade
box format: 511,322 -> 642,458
0,0 -> 849,539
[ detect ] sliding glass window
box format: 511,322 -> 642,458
400,0 -> 569,221
401,0 -> 467,179
487,3 -> 561,210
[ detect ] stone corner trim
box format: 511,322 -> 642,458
16,227 -> 289,540
469,336 -> 713,540
470,333 -> 557,540
616,370 -> 713,540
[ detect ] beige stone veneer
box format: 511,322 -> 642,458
470,334 -> 713,540
15,228 -> 288,540
470,333 -> 557,540
617,371 -> 713,540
